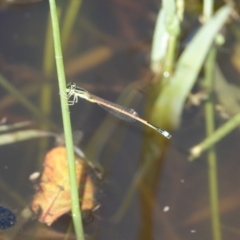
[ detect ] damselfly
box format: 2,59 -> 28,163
66,82 -> 171,139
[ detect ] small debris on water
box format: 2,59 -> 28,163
0,206 -> 16,229
163,206 -> 170,212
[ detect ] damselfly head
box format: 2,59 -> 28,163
66,82 -> 76,89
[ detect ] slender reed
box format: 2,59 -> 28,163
204,47 -> 222,240
48,0 -> 84,239
203,1 -> 221,239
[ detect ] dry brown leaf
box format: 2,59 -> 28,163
31,146 -> 95,226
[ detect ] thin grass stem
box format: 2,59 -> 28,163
189,112 -> 240,160
204,46 -> 222,240
48,0 -> 84,239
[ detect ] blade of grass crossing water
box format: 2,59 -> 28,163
48,0 -> 84,239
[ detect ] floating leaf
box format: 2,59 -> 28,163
31,146 -> 96,226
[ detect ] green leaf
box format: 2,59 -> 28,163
151,4 -> 233,128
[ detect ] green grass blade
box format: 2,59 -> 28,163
151,0 -> 180,74
151,4 -> 233,128
48,0 -> 84,239
0,130 -> 54,146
